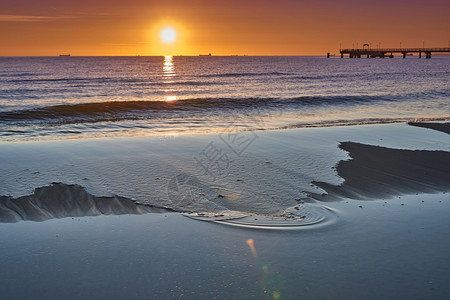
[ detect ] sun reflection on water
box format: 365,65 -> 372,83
163,55 -> 175,77
163,56 -> 177,101
165,95 -> 177,101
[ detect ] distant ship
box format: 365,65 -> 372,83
59,54 -> 71,57
199,53 -> 211,56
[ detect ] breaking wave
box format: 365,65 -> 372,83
0,95 -> 401,123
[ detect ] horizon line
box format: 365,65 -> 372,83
1,53 -> 449,58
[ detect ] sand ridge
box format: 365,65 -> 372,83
312,141 -> 450,201
0,183 -> 170,223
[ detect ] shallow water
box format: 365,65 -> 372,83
0,193 -> 449,299
0,124 -> 448,218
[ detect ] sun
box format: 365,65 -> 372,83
161,28 -> 176,43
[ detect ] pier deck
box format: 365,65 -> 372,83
339,47 -> 450,59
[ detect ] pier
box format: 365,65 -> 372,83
339,47 -> 450,59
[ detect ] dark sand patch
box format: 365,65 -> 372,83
312,142 -> 450,201
0,183 -> 168,223
408,122 -> 450,135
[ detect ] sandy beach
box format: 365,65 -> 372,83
1,122 -> 449,299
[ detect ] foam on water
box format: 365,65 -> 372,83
183,203 -> 339,230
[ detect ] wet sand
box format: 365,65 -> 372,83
0,194 -> 449,299
0,183 -> 170,223
312,141 -> 450,201
0,122 -> 449,299
408,121 -> 450,135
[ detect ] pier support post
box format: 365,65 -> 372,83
327,52 -> 330,58
419,51 -> 421,59
341,53 -> 343,58
402,52 -> 406,59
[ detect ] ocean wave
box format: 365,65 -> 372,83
0,72 -> 37,78
0,95 -> 400,122
197,71 -> 290,78
5,76 -> 221,88
0,95 -> 406,125
284,71 -> 442,82
4,70 -> 424,84
7,77 -> 114,83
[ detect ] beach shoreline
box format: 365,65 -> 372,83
1,122 -> 449,299
1,121 -> 448,220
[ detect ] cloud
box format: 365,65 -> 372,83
0,14 -> 74,22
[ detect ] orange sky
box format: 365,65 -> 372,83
1,0 -> 449,56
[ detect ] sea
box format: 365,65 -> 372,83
2,56 -> 450,300
0,55 -> 449,142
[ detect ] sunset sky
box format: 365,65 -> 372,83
1,0 -> 449,56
